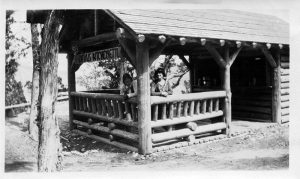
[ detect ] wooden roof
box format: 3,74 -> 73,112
108,9 -> 289,45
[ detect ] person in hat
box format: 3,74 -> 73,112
150,68 -> 173,97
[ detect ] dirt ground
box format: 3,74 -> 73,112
5,101 -> 289,172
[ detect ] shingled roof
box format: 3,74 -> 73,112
107,9 -> 289,45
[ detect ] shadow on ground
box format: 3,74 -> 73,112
5,161 -> 36,172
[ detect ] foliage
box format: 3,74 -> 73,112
151,55 -> 190,93
5,10 -> 30,106
76,62 -> 111,90
76,57 -> 135,90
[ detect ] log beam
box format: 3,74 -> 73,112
136,41 -> 152,154
72,32 -> 117,49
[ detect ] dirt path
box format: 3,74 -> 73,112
5,101 -> 289,172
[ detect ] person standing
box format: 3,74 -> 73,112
150,68 -> 173,97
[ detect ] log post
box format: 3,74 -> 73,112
136,41 -> 152,154
68,52 -> 76,130
272,49 -> 281,123
223,64 -> 232,136
205,44 -> 242,136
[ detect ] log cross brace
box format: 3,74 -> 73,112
117,29 -> 171,67
178,55 -> 192,70
205,43 -> 242,68
258,45 -> 278,68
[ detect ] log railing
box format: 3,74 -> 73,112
70,91 -> 228,152
70,92 -> 138,152
150,91 -> 227,144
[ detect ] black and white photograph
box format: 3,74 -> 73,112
1,0 -> 299,178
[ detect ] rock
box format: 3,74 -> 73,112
132,152 -> 139,158
186,122 -> 197,131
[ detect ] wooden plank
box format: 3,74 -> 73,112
73,129 -> 138,152
152,122 -> 226,143
281,115 -> 289,123
136,41 -> 152,154
281,108 -> 289,116
280,68 -> 289,76
151,111 -> 224,128
281,62 -> 289,69
281,95 -> 289,102
73,110 -> 138,127
281,82 -> 289,89
281,101 -> 289,109
281,76 -> 289,83
281,89 -> 289,95
151,91 -> 226,105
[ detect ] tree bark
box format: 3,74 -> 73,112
37,10 -> 63,172
29,23 -> 42,141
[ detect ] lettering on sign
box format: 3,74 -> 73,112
74,47 -> 120,64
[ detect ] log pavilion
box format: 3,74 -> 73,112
27,9 -> 289,154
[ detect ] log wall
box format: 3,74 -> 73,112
280,56 -> 289,123
232,87 -> 272,121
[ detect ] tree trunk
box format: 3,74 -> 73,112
37,10 -> 63,172
29,23 -> 42,141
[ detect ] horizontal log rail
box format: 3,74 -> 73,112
73,120 -> 138,141
5,96 -> 69,110
73,129 -> 138,152
73,110 -> 138,127
151,111 -> 223,128
152,122 -> 226,143
151,91 -> 226,105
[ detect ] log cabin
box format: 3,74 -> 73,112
27,9 -> 289,154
